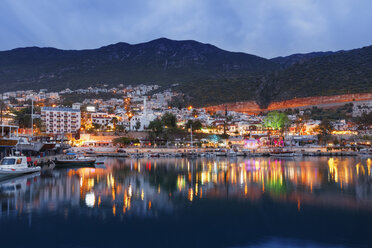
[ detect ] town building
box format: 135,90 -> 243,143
41,107 -> 81,134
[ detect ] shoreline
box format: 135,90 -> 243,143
71,146 -> 362,158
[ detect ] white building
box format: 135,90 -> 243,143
129,98 -> 156,131
41,107 -> 81,134
91,112 -> 116,126
72,103 -> 82,110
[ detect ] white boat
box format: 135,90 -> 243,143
359,148 -> 372,157
0,154 -> 41,179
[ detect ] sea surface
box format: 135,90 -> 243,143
0,156 -> 371,248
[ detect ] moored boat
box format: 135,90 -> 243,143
55,153 -> 96,167
359,148 -> 372,158
270,148 -> 295,157
0,154 -> 41,179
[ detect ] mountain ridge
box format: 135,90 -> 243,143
0,38 -> 371,108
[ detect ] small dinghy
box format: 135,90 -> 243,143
0,154 -> 41,179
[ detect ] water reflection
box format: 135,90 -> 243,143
0,157 -> 372,247
1,157 -> 372,215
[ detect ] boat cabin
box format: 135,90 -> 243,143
0,156 -> 28,167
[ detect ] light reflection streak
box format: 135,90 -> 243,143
2,157 -> 372,219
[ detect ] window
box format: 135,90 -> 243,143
1,158 -> 15,165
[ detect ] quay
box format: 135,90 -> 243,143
72,147 -> 360,158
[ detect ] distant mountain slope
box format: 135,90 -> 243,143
0,38 -> 278,91
270,51 -> 334,68
257,45 -> 372,107
0,38 -> 372,109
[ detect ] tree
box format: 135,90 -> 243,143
12,107 -> 33,128
263,111 -> 290,132
135,120 -> 141,131
186,120 -> 202,130
111,117 -> 118,129
115,124 -> 126,132
148,118 -> 163,136
356,112 -> 372,133
317,118 -> 333,136
113,137 -> 139,147
107,107 -> 115,114
161,113 -> 177,128
8,97 -> 18,105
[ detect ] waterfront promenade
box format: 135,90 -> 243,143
71,146 -> 360,157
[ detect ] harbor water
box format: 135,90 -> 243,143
0,156 -> 371,247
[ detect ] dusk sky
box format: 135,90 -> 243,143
1,0 -> 371,58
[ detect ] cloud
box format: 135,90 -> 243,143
0,0 -> 371,57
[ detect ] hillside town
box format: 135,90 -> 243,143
0,83 -> 371,155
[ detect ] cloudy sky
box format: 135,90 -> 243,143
0,0 -> 371,58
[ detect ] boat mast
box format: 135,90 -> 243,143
0,93 -> 3,125
31,98 -> 33,136
190,124 -> 193,149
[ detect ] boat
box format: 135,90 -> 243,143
227,149 -> 237,157
0,153 -> 41,179
130,153 -> 144,158
95,157 -> 106,165
215,149 -> 227,156
85,148 -> 96,155
55,152 -> 96,167
359,148 -> 372,158
16,136 -> 57,153
270,148 -> 295,157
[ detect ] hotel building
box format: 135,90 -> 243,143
41,107 -> 81,134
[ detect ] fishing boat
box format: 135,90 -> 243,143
55,152 -> 96,167
0,153 -> 41,179
270,148 -> 295,157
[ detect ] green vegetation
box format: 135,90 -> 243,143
263,111 -> 290,132
112,137 -> 139,147
301,104 -> 354,121
161,113 -> 177,128
147,118 -> 164,137
356,112 -> 372,132
315,119 -> 334,145
12,106 -> 41,129
258,46 -> 372,107
147,113 -> 205,141
185,120 -> 202,130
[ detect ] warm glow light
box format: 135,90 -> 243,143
128,184 -> 132,197
188,188 -> 193,202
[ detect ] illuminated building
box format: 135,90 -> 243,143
41,107 -> 81,134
